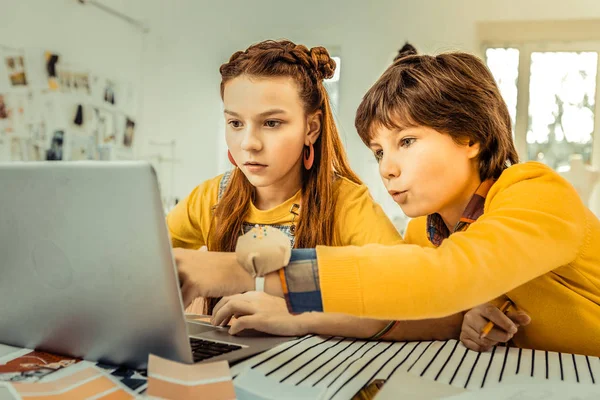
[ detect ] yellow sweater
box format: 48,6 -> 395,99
316,162 -> 600,356
167,173 -> 403,250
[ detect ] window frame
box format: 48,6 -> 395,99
481,40 -> 600,170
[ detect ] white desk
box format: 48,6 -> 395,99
2,338 -> 598,399
231,336 -> 600,400
0,344 -> 21,360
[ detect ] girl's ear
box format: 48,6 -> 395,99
306,111 -> 322,145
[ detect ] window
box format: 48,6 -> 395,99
485,48 -> 519,134
484,42 -> 600,171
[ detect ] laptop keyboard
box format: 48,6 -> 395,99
190,338 -> 242,362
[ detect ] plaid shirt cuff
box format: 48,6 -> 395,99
280,249 -> 323,313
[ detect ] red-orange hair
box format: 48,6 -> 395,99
204,40 -> 361,312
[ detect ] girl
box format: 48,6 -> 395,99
182,48 -> 600,357
169,39 -> 464,341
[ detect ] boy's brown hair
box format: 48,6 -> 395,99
355,51 -> 519,180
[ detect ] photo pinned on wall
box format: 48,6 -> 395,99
58,66 -> 73,93
0,136 -> 9,161
1,92 -> 31,134
124,117 -> 135,147
113,146 -> 134,161
89,74 -> 102,101
97,144 -> 113,161
68,134 -> 96,161
46,129 -> 65,161
87,105 -> 99,144
97,144 -> 133,161
0,94 -> 7,134
4,54 -> 27,87
27,140 -> 44,161
73,103 -> 84,126
104,79 -> 116,105
113,113 -> 125,146
72,72 -> 91,95
20,92 -> 34,133
120,83 -> 137,115
24,91 -> 46,138
0,94 -> 7,119
45,52 -> 60,91
40,93 -> 64,133
10,137 -> 27,161
2,94 -> 17,134
27,120 -> 47,145
9,137 -> 42,161
93,107 -> 116,145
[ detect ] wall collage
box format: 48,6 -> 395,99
0,47 -> 137,163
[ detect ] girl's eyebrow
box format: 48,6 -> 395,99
257,109 -> 287,118
224,109 -> 287,118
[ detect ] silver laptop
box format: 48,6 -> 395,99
0,161 -> 291,369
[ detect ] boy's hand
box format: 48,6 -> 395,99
460,303 -> 531,352
174,248 -> 254,307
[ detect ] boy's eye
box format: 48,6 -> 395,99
400,137 -> 416,147
374,149 -> 383,162
228,120 -> 242,128
265,120 -> 281,128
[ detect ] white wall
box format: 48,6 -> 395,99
0,0 -> 145,96
0,0 -> 146,155
9,1 -> 598,216
136,0 -> 600,218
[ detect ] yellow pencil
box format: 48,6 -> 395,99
480,300 -> 512,338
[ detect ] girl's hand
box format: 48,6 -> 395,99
211,291 -> 308,336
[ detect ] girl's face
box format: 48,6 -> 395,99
368,125 -> 481,220
223,75 -> 320,190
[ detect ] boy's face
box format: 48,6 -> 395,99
368,125 -> 481,219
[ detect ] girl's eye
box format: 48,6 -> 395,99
265,120 -> 281,128
400,137 -> 416,148
228,120 -> 242,128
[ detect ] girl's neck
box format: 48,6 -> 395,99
253,167 -> 303,211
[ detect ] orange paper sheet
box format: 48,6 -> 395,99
11,367 -> 135,399
147,354 -> 235,400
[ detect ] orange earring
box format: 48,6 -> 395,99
227,150 -> 237,166
303,143 -> 314,170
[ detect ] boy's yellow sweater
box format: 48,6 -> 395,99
316,162 -> 600,356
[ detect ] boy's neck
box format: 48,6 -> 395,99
438,177 -> 482,232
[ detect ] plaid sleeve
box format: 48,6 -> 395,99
279,249 -> 323,313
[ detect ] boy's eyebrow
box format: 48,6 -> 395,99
368,140 -> 381,149
223,109 -> 240,117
